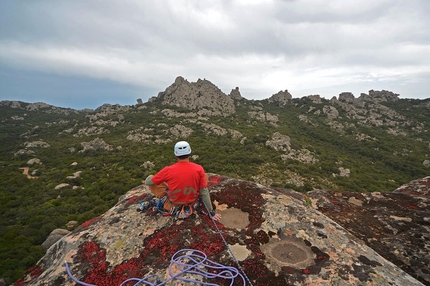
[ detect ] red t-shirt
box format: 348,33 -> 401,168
151,161 -> 207,205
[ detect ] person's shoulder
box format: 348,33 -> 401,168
191,162 -> 204,170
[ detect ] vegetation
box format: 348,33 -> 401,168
0,96 -> 429,283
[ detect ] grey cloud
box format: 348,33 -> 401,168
0,0 -> 429,109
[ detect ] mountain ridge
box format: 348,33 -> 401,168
0,76 -> 429,284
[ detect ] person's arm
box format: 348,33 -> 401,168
145,175 -> 155,185
199,187 -> 221,221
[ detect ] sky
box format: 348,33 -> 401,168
0,0 -> 429,110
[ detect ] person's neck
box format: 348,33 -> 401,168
177,158 -> 190,162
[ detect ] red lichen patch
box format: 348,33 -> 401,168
207,174 -> 224,187
80,216 -> 101,229
14,265 -> 44,286
402,203 -> 419,210
240,259 -> 285,286
126,194 -> 145,205
309,189 -> 429,284
74,241 -> 147,285
209,180 -> 265,234
142,219 -> 227,267
244,231 -> 269,260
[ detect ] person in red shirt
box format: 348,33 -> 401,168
144,141 -> 221,221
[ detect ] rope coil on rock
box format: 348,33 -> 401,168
65,248 -> 246,285
65,198 -> 254,285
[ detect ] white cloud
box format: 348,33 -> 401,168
0,0 -> 429,108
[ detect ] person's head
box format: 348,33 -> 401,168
174,141 -> 191,159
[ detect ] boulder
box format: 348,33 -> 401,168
229,87 -> 243,100
268,90 -> 292,106
41,229 -> 71,251
54,183 -> 70,190
27,158 -> 42,166
16,175 -> 424,285
266,132 -> 291,152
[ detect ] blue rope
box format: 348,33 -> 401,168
65,249 -> 246,286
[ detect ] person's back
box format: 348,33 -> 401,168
144,141 -> 221,221
152,160 -> 206,205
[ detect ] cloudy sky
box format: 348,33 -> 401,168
0,0 -> 429,109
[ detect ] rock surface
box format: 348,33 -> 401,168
156,76 -> 236,116
307,176 -> 430,285
41,229 -> 71,251
16,175 -> 426,286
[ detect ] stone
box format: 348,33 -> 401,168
16,175 -> 425,285
25,140 -> 51,148
27,158 -> 42,166
229,87 -> 243,100
338,92 -> 355,103
268,90 -> 292,106
307,176 -> 430,284
41,229 -> 71,251
265,132 -> 291,152
156,76 -> 235,115
79,138 -> 113,152
54,183 -> 70,190
66,221 -> 79,229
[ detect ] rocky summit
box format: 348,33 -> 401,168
16,175 -> 429,286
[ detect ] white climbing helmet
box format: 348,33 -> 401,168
174,141 -> 192,156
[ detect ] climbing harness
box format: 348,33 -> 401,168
65,249 -> 246,285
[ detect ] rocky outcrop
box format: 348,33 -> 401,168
27,158 -> 42,166
307,176 -> 430,285
229,87 -> 243,100
360,90 -> 400,103
267,132 -> 318,164
41,229 -> 71,251
156,76 -> 235,116
79,138 -> 113,152
16,175 -> 426,285
266,132 -> 291,152
248,111 -> 279,124
25,141 -> 51,148
338,92 -> 356,103
0,100 -> 83,115
73,126 -> 110,137
268,90 -> 292,106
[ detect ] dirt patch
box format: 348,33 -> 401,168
20,167 -> 38,179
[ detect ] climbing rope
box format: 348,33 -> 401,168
203,202 -> 254,286
65,199 -> 254,285
65,249 -> 245,285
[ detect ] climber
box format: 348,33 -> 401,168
142,141 -> 222,221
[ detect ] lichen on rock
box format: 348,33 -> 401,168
16,175 -> 426,286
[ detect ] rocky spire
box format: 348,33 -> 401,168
268,89 -> 293,106
229,87 -> 243,100
156,76 -> 235,115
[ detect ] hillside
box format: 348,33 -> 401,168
0,76 -> 429,284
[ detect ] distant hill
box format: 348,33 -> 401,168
0,76 -> 429,284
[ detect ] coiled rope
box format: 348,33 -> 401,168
65,200 -> 254,285
65,248 -> 245,285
